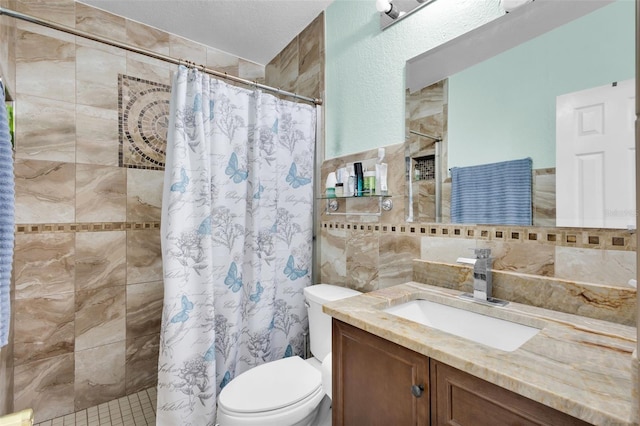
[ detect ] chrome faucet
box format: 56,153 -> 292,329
457,248 -> 507,306
471,248 -> 492,301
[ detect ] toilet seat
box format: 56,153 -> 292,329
217,356 -> 324,425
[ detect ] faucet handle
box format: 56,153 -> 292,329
474,248 -> 491,259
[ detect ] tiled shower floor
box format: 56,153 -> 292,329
34,388 -> 157,426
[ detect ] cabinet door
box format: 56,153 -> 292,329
332,319 -> 429,426
430,360 -> 592,426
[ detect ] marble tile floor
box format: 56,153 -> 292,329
34,388 -> 156,426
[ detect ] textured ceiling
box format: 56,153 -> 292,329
80,0 -> 334,65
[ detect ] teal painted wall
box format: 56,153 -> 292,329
325,0 -> 502,159
448,0 -> 635,170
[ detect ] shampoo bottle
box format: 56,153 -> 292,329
353,162 -> 364,197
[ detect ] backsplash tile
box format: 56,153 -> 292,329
412,260 -> 636,326
321,137 -> 637,298
346,227 -> 379,292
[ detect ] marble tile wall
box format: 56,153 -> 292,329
265,13 -> 324,101
4,0 -> 268,422
319,141 -> 637,318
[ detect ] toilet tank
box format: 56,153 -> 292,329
304,284 -> 361,361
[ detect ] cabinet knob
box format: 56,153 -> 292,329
411,384 -> 424,398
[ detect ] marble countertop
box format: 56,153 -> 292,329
323,282 -> 637,425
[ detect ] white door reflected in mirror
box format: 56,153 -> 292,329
556,79 -> 636,228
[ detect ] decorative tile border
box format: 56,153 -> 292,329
118,74 -> 171,170
15,221 -> 161,234
321,221 -> 636,251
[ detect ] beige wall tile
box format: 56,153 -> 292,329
125,333 -> 159,394
346,228 -> 379,291
126,51 -> 172,86
12,0 -> 75,27
76,44 -> 125,109
125,19 -> 170,56
126,280 -> 163,339
320,226 -> 347,285
75,231 -> 126,292
379,233 -> 419,289
206,47 -> 240,76
75,285 -> 126,351
533,170 -> 556,227
14,232 -> 75,299
238,59 -> 265,82
76,105 -> 119,166
126,168 -> 163,221
15,26 -> 75,103
0,10 -> 16,92
14,95 -> 75,162
75,2 -> 127,43
76,164 -> 126,222
126,229 -> 163,285
170,34 -> 207,65
555,246 -> 636,287
14,162 -> 77,225
13,353 -> 75,424
13,294 -> 75,364
74,341 -> 126,410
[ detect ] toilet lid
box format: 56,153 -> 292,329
218,356 -> 322,414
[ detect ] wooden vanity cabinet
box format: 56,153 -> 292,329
332,319 -> 430,425
430,360 -> 592,426
333,319 -> 593,426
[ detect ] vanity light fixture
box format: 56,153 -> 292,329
376,0 -> 400,19
378,0 -> 439,30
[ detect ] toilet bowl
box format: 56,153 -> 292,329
216,284 -> 361,426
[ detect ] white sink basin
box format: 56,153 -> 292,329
383,299 -> 540,352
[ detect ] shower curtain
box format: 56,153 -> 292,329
157,66 -> 316,425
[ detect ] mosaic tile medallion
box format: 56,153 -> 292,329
119,75 -> 171,170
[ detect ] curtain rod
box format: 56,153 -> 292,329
0,6 -> 322,106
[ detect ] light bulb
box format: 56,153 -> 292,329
376,0 -> 391,13
376,0 -> 400,19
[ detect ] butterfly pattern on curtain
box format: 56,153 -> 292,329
157,66 -> 316,426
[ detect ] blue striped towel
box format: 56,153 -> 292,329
0,81 -> 14,347
450,158 -> 532,226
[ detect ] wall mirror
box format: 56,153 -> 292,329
405,0 -> 635,228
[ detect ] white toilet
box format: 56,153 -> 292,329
216,284 -> 361,426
